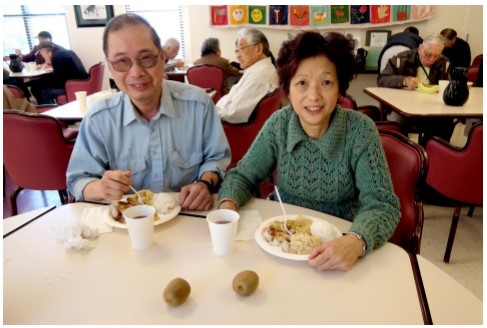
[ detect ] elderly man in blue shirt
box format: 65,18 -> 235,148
66,14 -> 230,211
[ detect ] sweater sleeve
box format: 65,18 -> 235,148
348,119 -> 401,254
218,114 -> 278,206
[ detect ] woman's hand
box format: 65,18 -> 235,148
307,234 -> 365,271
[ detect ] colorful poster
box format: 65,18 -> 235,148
393,5 -> 410,21
330,5 -> 349,24
289,5 -> 310,26
351,5 -> 370,24
249,6 -> 266,25
412,5 -> 434,20
269,5 -> 288,25
229,5 -> 248,25
210,6 -> 228,26
371,5 -> 391,24
310,6 -> 330,27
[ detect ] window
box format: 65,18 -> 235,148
2,5 -> 70,58
124,5 -> 185,59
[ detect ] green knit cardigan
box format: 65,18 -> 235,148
218,105 -> 401,254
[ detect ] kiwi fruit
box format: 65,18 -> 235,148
163,277 -> 191,306
232,270 -> 259,296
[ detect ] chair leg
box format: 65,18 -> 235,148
58,189 -> 69,204
443,207 -> 462,263
9,186 -> 24,216
467,206 -> 475,217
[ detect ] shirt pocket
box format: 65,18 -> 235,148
169,151 -> 202,189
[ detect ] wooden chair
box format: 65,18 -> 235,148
423,122 -> 483,262
186,65 -> 225,103
3,110 -> 76,215
56,62 -> 105,105
380,130 -> 428,255
223,89 -> 282,169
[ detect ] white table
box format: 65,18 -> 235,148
417,255 -> 483,324
4,200 -> 425,324
42,90 -> 116,122
8,67 -> 53,78
3,206 -> 54,237
364,87 -> 483,118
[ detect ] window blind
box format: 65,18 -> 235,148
124,5 -> 186,58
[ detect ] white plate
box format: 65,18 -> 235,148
103,204 -> 181,229
254,215 -> 342,261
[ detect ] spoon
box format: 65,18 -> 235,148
128,185 -> 144,205
274,185 -> 292,235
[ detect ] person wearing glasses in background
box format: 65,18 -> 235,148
66,14 -> 230,211
215,27 -> 278,124
377,33 -> 454,140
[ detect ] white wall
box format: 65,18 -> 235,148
64,5 -> 483,92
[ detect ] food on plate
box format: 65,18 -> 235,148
232,270 -> 259,296
108,190 -> 177,223
262,215 -> 340,255
418,82 -> 439,94
163,277 -> 191,307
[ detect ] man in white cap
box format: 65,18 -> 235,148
15,31 -> 63,65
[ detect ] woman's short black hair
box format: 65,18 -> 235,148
276,31 -> 357,97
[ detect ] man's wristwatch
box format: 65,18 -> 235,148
195,179 -> 216,194
347,232 -> 366,257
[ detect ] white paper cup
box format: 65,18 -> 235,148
467,81 -> 473,89
207,209 -> 240,256
75,91 -> 88,114
25,62 -> 37,73
123,205 -> 155,250
438,80 -> 449,97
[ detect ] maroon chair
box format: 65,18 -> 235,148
423,123 -> 483,262
186,65 -> 225,103
338,93 -> 382,121
223,89 -> 282,169
56,62 -> 105,105
380,130 -> 428,255
6,84 -> 25,99
375,121 -> 406,135
3,110 -> 76,215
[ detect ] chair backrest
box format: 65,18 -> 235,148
3,110 -> 75,191
64,62 -> 106,103
337,94 -> 357,110
338,94 -> 381,121
186,65 -> 225,103
424,123 -> 482,205
223,89 -> 282,168
380,130 -> 428,254
6,84 -> 25,99
375,121 -> 406,135
471,54 -> 483,67
467,66 -> 480,86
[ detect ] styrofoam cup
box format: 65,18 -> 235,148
75,91 -> 88,114
123,205 -> 155,250
206,209 -> 240,256
438,80 -> 449,97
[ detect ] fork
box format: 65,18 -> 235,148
127,185 -> 144,205
274,185 -> 292,235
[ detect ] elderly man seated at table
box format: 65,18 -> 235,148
162,37 -> 185,72
193,37 -> 242,95
28,41 -> 88,105
66,13 -> 230,211
215,27 -> 278,124
377,33 -> 454,140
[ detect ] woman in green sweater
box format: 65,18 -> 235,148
218,31 -> 400,271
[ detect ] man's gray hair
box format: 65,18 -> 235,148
236,27 -> 275,65
422,33 -> 447,47
165,37 -> 180,49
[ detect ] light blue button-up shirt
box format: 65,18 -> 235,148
67,80 -> 231,201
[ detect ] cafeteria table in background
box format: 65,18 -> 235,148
4,198 -> 426,325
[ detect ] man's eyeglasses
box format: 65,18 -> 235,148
107,53 -> 160,72
421,48 -> 441,60
234,44 -> 256,54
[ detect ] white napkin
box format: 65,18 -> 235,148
53,206 -> 112,250
81,207 -> 113,234
237,210 -> 262,240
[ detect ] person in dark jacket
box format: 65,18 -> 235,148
441,28 -> 472,69
377,26 -> 423,73
15,31 -> 63,65
28,41 -> 88,104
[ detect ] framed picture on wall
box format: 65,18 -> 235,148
74,5 -> 114,28
365,30 -> 392,47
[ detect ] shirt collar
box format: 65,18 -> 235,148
122,80 -> 177,126
286,106 -> 343,154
